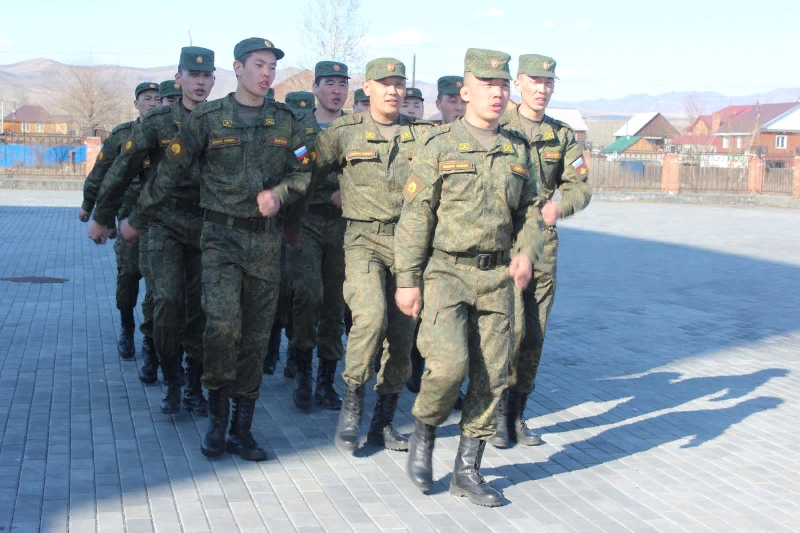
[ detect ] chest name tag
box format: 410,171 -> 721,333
267,136 -> 290,147
439,161 -> 474,173
346,151 -> 378,160
209,136 -> 240,148
509,164 -> 530,178
159,138 -> 172,147
543,151 -> 561,161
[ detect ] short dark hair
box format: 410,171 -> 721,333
238,51 -> 254,66
436,92 -> 443,102
314,77 -> 323,88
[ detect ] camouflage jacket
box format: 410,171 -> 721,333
127,93 -> 311,230
92,99 -> 198,228
313,111 -> 435,223
394,119 -> 546,288
82,120 -> 146,217
500,105 -> 591,218
302,111 -> 344,208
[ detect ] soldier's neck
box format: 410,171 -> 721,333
234,86 -> 266,108
182,95 -> 202,112
315,107 -> 342,125
464,109 -> 499,131
519,103 -> 545,122
370,108 -> 399,125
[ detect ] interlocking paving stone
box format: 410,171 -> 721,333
1,193 -> 799,532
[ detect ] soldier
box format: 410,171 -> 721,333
266,88 -> 275,102
285,61 -> 349,412
435,75 -> 466,125
401,87 -> 424,118
490,54 -> 591,448
312,57 -> 434,453
352,88 -> 369,114
82,82 -> 159,363
395,48 -> 546,507
91,47 -> 217,415
159,79 -> 182,106
118,38 -> 311,462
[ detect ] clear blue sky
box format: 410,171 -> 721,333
2,0 -> 798,101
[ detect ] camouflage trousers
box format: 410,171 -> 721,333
287,213 -> 346,361
114,229 -> 153,337
506,229 -> 558,394
146,208 -> 204,366
137,231 -> 154,339
413,254 -> 514,440
341,225 -> 414,395
200,220 -> 281,399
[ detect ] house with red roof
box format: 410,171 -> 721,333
2,105 -> 71,135
713,102 -> 799,154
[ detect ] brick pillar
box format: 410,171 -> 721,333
747,155 -> 765,194
661,153 -> 680,193
84,137 -> 101,177
793,156 -> 800,199
583,150 -> 591,168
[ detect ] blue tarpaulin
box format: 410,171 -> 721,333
0,144 -> 86,167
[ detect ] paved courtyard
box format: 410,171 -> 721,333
1,191 -> 799,533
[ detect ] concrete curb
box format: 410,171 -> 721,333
0,179 -> 84,191
587,191 -> 800,209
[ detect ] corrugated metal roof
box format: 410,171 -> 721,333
546,108 -> 587,132
602,136 -> 642,153
715,103 -> 798,135
613,112 -> 658,137
2,105 -> 56,123
762,106 -> 800,132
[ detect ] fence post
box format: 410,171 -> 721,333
793,156 -> 800,199
747,155 -> 765,195
661,153 -> 680,193
84,137 -> 101,178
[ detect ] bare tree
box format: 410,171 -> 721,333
299,0 -> 369,69
681,95 -> 714,153
47,58 -> 133,135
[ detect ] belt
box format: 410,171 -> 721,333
308,204 -> 343,219
205,209 -> 277,233
431,249 -> 510,270
169,197 -> 204,216
347,219 -> 396,236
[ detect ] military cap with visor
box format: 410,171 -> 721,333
464,48 -> 512,81
159,80 -> 182,98
315,61 -> 349,79
404,87 -> 423,101
365,57 -> 406,81
437,76 -> 464,96
179,46 -> 216,72
285,91 -> 315,115
517,54 -> 559,79
353,88 -> 369,103
135,82 -> 159,99
234,37 -> 284,61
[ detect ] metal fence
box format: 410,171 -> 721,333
764,156 -> 794,195
588,152 -> 663,191
678,153 -> 748,193
0,134 -> 87,177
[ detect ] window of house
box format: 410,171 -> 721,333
21,123 -> 31,133
722,137 -> 730,149
776,135 -> 787,149
35,123 -> 44,133
736,137 -> 742,149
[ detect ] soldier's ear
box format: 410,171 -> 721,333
460,86 -> 469,104
362,80 -> 370,96
233,60 -> 244,78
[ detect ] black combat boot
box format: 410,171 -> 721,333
137,336 -> 158,384
508,391 -> 542,446
334,383 -> 365,452
117,309 -> 136,359
314,358 -> 342,410
366,394 -> 408,451
489,390 -> 510,448
283,342 -> 297,378
226,397 -> 267,461
159,358 -> 183,415
263,323 -> 282,375
183,359 -> 209,417
406,347 -> 424,393
201,387 -> 229,458
292,348 -> 314,410
453,389 -> 465,411
450,435 -> 504,507
406,418 -> 436,493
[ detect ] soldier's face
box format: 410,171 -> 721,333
436,94 -> 466,124
234,50 -> 277,99
160,95 -> 179,107
364,77 -> 406,120
135,90 -> 160,118
353,100 -> 370,113
315,76 -> 348,113
462,74 -> 510,125
515,75 -> 554,113
401,97 -> 423,118
178,70 -> 215,105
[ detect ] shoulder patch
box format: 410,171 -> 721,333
193,98 -> 224,117
509,164 -> 530,178
571,156 -> 588,176
123,136 -> 135,153
329,113 -> 359,130
420,124 -> 450,145
111,121 -> 134,135
167,138 -> 188,161
96,152 -> 105,161
403,175 -> 426,202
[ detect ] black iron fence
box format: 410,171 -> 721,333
0,134 -> 87,177
589,152 -> 663,191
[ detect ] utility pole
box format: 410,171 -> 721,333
412,54 -> 416,88
187,27 -> 193,46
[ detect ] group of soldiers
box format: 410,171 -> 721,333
81,38 -> 591,507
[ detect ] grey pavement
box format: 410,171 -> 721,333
1,190 -> 799,533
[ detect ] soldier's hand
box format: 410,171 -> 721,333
542,200 -> 563,226
88,221 -> 112,245
78,208 -> 91,222
258,189 -> 281,217
396,287 -> 422,319
509,254 -> 533,289
330,190 -> 342,208
119,219 -> 141,244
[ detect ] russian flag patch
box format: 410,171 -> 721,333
571,156 -> 588,176
294,145 -> 309,163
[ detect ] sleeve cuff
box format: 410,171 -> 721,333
395,271 -> 421,288
127,212 -> 145,230
81,200 -> 94,213
93,212 -> 117,229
